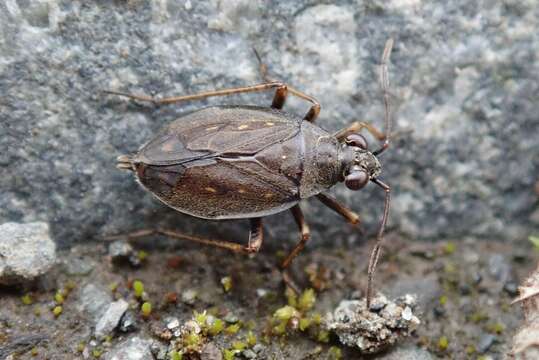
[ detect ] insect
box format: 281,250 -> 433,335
107,39 -> 394,306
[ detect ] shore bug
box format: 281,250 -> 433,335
107,39 -> 394,306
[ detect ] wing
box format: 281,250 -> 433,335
134,105 -> 301,166
142,157 -> 301,219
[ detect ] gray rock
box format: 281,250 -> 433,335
325,294 -> 420,354
201,342 -> 222,360
119,310 -> 138,333
78,283 -> 113,323
488,254 -> 511,283
62,256 -> 96,276
0,1 -> 538,247
378,344 -> 434,360
0,222 -> 56,284
109,240 -> 134,260
478,333 -> 496,353
104,336 -> 153,360
95,299 -> 129,338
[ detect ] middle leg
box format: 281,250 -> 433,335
316,193 -> 360,225
281,205 -> 311,269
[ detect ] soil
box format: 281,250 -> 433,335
0,233 -> 535,359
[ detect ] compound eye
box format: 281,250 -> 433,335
345,134 -> 368,150
345,169 -> 369,190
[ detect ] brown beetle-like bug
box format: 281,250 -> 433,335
107,39 -> 394,306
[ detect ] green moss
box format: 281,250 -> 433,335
77,341 -> 85,353
273,305 -> 299,322
469,311 -> 489,324
223,349 -> 237,360
33,306 -> 41,316
169,350 -> 182,360
438,336 -> 449,351
246,331 -> 257,347
486,322 -> 505,334
272,321 -> 287,336
529,235 -> 539,249
52,305 -> 63,318
311,313 -> 322,325
299,317 -> 311,331
21,294 -> 33,305
30,347 -> 38,356
225,323 -> 241,335
194,310 -> 208,328
439,295 -> 447,306
92,348 -> 103,358
54,292 -> 65,305
221,276 -> 233,292
317,330 -> 330,343
232,341 -> 246,351
285,287 -> 297,308
141,302 -> 152,317
109,282 -> 118,293
465,344 -> 476,355
297,289 -> 316,312
137,250 -> 148,261
442,242 -> 456,255
184,333 -> 202,348
133,280 -> 144,298
209,318 -> 224,336
328,346 -> 342,359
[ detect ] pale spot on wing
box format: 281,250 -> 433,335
205,187 -> 217,193
265,122 -> 275,126
264,193 -> 274,198
162,142 -> 175,152
206,126 -> 219,131
281,155 -> 287,159
238,188 -> 246,194
237,124 -> 249,130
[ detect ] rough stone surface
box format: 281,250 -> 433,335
1,1 -> 538,248
78,283 -> 113,323
325,293 -> 420,354
95,299 -> 130,338
0,222 -> 56,284
378,344 -> 434,360
104,336 -> 153,360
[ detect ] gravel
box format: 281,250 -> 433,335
0,222 -> 56,284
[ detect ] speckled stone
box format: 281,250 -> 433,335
1,1 -> 537,248
0,222 -> 56,284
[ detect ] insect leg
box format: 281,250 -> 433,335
315,193 -> 360,225
333,121 -> 386,143
366,178 -> 391,308
104,82 -> 289,107
281,205 -> 311,269
246,218 -> 264,253
253,49 -> 321,122
105,220 -> 264,254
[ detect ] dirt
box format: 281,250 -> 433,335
0,233 -> 535,359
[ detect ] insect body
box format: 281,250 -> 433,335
111,40 -> 394,306
122,105 -> 380,220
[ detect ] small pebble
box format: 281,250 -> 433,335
201,342 -> 222,360
182,289 -> 198,305
242,349 -> 257,359
402,306 -> 413,321
119,310 -> 138,333
223,312 -> 239,323
252,344 -> 266,353
503,281 -> 518,296
477,333 -> 496,353
166,318 -> 180,330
